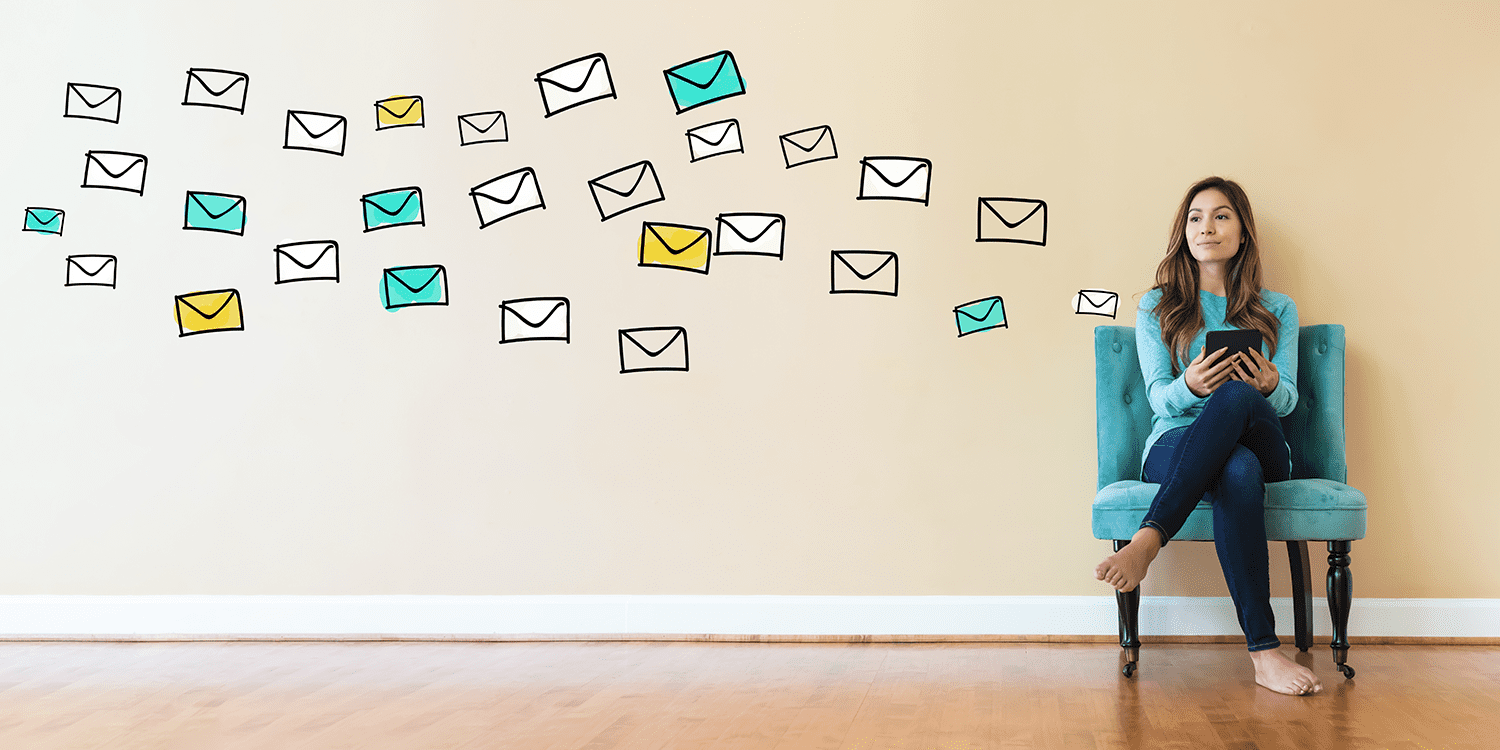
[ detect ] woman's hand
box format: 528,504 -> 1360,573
1230,346 -> 1279,395
1185,346 -> 1237,397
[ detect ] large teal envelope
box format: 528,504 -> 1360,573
184,192 -> 246,234
663,51 -> 745,113
382,265 -> 447,310
23,207 -> 64,235
955,296 -> 1006,337
363,187 -> 424,232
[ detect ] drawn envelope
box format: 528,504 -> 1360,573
65,255 -> 117,288
619,327 -> 688,373
779,125 -> 837,168
715,213 -> 784,258
588,160 -> 663,221
375,95 -> 423,129
382,265 -> 447,310
977,197 -> 1047,245
686,119 -> 742,162
535,53 -> 615,117
500,297 -> 570,344
64,83 -> 121,123
274,240 -> 339,284
663,51 -> 745,114
830,251 -> 898,296
471,167 -> 544,228
23,207 -> 65,235
362,187 -> 424,232
639,222 -> 711,274
458,110 -> 507,145
176,289 -> 243,337
184,191 -> 247,235
1073,289 -> 1119,318
858,157 -> 932,205
284,110 -> 347,155
955,296 -> 1006,337
81,150 -> 148,194
182,68 -> 249,113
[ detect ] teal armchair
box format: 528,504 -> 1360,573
1092,324 -> 1367,679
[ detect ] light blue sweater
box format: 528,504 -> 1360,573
1135,288 -> 1299,476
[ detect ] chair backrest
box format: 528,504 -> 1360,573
1095,324 -> 1347,490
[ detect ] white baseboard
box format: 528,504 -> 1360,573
0,596 -> 1494,639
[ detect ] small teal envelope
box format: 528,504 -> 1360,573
382,265 -> 447,310
184,191 -> 246,234
955,296 -> 1006,337
663,51 -> 745,113
363,187 -> 424,232
23,207 -> 64,235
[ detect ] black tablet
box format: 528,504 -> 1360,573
1204,329 -> 1263,365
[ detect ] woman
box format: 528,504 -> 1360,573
1094,176 -> 1322,696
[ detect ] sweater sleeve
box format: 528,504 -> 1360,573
1264,296 -> 1300,417
1136,295 -> 1205,417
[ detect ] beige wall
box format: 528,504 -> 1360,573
1,0 -> 1495,601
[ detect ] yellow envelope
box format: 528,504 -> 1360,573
639,222 -> 711,274
375,95 -> 424,129
175,289 -> 243,337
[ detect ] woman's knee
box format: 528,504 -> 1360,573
1216,446 -> 1266,508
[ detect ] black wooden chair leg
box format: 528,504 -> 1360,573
1287,541 -> 1313,652
1114,540 -> 1141,677
1326,540 -> 1355,679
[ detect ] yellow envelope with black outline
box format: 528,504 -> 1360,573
175,289 -> 243,337
375,95 -> 423,129
639,222 -> 711,274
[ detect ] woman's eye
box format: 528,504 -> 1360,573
1217,214 -> 1230,220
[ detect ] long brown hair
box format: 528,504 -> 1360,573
1150,176 -> 1280,375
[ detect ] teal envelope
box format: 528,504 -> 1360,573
382,265 -> 447,310
663,51 -> 745,113
23,207 -> 64,235
955,296 -> 1006,337
184,191 -> 246,234
363,187 -> 424,232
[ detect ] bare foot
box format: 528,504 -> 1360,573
1094,527 -> 1162,591
1249,648 -> 1323,696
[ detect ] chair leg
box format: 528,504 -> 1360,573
1114,540 -> 1141,678
1287,541 -> 1313,652
1326,540 -> 1355,679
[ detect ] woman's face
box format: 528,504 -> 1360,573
1184,188 -> 1243,266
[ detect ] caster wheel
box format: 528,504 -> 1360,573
1122,662 -> 1137,678
1338,664 -> 1355,679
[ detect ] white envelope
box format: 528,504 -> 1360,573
1073,289 -> 1119,318
65,255 -> 117,288
619,327 -> 689,373
588,160 -> 664,221
284,110 -> 347,155
65,83 -> 121,123
458,110 -> 508,145
535,53 -> 615,117
830,251 -> 898,296
779,125 -> 837,168
81,150 -> 148,194
715,213 -> 785,258
470,168 -> 545,228
500,297 -> 570,343
686,119 -> 742,162
274,241 -> 339,284
977,197 -> 1048,245
858,157 -> 931,205
182,68 -> 249,113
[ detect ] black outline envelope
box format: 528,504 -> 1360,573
23,207 -> 65,235
81,150 -> 148,194
175,289 -> 243,337
535,53 -> 616,118
183,191 -> 247,235
588,160 -> 664,221
64,83 -> 121,123
382,265 -> 447,309
182,68 -> 249,113
830,251 -> 898,296
458,110 -> 508,146
284,110 -> 347,155
471,167 -> 544,228
715,213 -> 785,258
954,296 -> 1007,337
618,327 -> 688,373
977,197 -> 1047,245
500,297 -> 570,344
779,125 -> 837,168
274,240 -> 339,284
662,50 -> 746,114
686,119 -> 742,162
65,255 -> 116,288
858,157 -> 932,205
361,187 -> 425,232
1073,289 -> 1119,318
375,95 -> 423,130
639,222 -> 711,274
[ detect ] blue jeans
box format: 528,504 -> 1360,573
1140,380 -> 1291,652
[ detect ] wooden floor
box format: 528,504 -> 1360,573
1,642 -> 1497,749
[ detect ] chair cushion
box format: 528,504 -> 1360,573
1092,479 -> 1367,542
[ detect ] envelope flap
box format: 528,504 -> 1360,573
666,53 -> 730,89
591,162 -> 652,197
275,242 -> 335,268
955,298 -> 1001,321
88,152 -> 145,178
189,192 -> 244,219
1079,289 -> 1117,307
364,190 -> 419,215
537,55 -> 605,91
179,291 -> 237,319
289,111 -> 345,138
835,252 -> 896,279
187,69 -> 248,96
460,111 -> 504,132
68,83 -> 120,108
375,97 -> 421,118
646,224 -> 708,254
67,255 -> 116,275
718,214 -> 781,242
687,120 -> 737,145
386,266 -> 442,294
981,199 -> 1044,228
26,208 -> 63,224
863,158 -> 929,188
504,299 -> 566,328
471,170 -> 534,204
622,328 -> 685,357
782,127 -> 831,152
